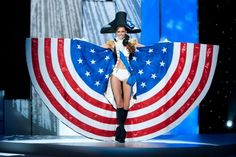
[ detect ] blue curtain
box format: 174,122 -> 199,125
141,0 -> 199,134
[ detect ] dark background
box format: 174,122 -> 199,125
0,0 -> 30,99
0,0 -> 235,133
198,0 -> 236,133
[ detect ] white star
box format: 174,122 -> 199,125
141,82 -> 146,88
105,74 -> 109,79
160,60 -> 165,67
95,81 -> 100,86
77,45 -> 82,49
132,56 -> 137,61
85,71 -> 90,77
90,49 -> 95,53
138,69 -> 144,75
151,73 -> 157,79
104,56 -> 110,61
77,58 -> 83,64
146,60 -> 151,65
90,60 -> 96,64
149,48 -> 153,53
162,47 -> 167,53
98,68 -> 104,74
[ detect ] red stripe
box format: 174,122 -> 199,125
127,44 -> 214,138
130,43 -> 187,111
32,38 -> 114,137
57,38 -> 115,111
44,38 -> 117,124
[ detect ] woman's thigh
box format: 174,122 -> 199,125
122,81 -> 131,110
110,75 -> 123,108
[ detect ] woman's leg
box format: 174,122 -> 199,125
123,80 -> 131,110
110,75 -> 123,108
110,75 -> 125,142
114,80 -> 131,143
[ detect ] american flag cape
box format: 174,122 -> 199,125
26,38 -> 219,141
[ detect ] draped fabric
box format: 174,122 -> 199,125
26,38 -> 219,141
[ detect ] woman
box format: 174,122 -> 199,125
101,11 -> 142,143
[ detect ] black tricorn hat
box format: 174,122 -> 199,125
100,11 -> 141,34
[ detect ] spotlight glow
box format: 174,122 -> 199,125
226,120 -> 233,128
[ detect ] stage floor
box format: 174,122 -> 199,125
0,134 -> 236,157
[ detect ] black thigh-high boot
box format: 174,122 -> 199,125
115,108 -> 128,143
121,109 -> 128,141
115,108 -> 125,143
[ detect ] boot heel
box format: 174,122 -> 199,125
119,127 -> 126,143
115,126 -> 121,141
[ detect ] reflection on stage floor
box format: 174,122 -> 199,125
0,134 -> 236,157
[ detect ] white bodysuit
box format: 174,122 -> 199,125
112,37 -> 130,81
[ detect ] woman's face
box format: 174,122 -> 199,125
116,27 -> 127,40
